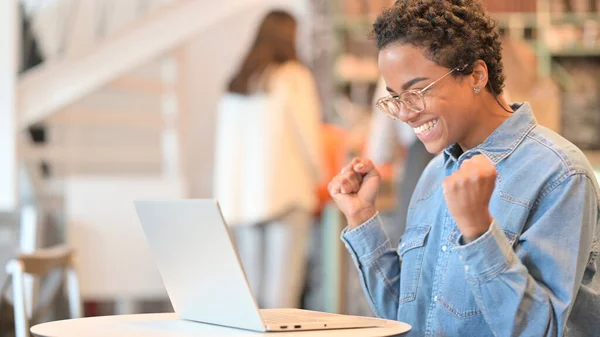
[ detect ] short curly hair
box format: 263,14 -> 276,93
373,0 -> 505,95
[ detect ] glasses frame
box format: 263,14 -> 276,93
376,64 -> 469,119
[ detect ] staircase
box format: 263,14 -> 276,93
13,0 -> 305,309
20,0 -> 238,182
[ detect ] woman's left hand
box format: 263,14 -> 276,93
442,155 -> 497,243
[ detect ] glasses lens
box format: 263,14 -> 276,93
377,98 -> 402,119
400,91 -> 425,112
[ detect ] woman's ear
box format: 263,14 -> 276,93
470,60 -> 489,93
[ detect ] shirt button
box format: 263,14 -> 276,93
434,296 -> 439,302
442,245 -> 448,252
459,255 -> 464,261
464,265 -> 470,272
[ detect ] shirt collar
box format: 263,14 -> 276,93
443,102 -> 538,165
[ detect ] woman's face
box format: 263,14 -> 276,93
378,44 -> 479,154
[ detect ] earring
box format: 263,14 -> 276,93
473,87 -> 481,94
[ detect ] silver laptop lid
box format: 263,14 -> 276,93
134,199 -> 265,331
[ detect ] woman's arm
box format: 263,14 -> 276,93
454,173 -> 598,336
342,213 -> 402,320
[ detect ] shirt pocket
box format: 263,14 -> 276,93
397,225 -> 431,304
438,227 -> 518,319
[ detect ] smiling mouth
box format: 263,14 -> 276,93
413,119 -> 439,135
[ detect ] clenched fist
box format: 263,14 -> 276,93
442,154 -> 497,243
328,158 -> 380,229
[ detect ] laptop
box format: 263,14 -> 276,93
134,199 -> 403,332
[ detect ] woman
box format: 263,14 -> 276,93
213,10 -> 324,309
328,1 -> 600,336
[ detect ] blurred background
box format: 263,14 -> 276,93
3,0 -> 600,335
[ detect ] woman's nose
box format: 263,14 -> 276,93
397,104 -> 419,122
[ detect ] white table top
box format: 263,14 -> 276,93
31,313 -> 411,337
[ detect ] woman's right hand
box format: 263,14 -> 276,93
328,158 -> 380,229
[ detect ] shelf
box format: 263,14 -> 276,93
493,12 -> 600,28
551,12 -> 600,25
495,12 -> 600,32
331,6 -> 600,92
550,47 -> 600,57
334,10 -> 600,27
333,15 -> 375,32
334,78 -> 379,86
493,12 -> 538,29
550,60 -> 574,90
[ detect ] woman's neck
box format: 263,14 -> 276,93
458,94 -> 513,151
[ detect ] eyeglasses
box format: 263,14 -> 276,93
375,64 -> 468,119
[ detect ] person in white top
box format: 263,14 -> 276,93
213,10 -> 324,309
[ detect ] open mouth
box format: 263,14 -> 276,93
413,118 -> 439,136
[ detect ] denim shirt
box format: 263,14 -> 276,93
342,103 -> 600,337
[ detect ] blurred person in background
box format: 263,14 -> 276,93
213,10 -> 324,309
367,78 -> 435,243
328,0 -> 600,335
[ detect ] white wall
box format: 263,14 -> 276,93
66,176 -> 182,300
0,0 -> 18,212
185,0 -> 310,198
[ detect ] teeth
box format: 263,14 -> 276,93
413,119 -> 438,135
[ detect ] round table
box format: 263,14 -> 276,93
31,313 -> 411,337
